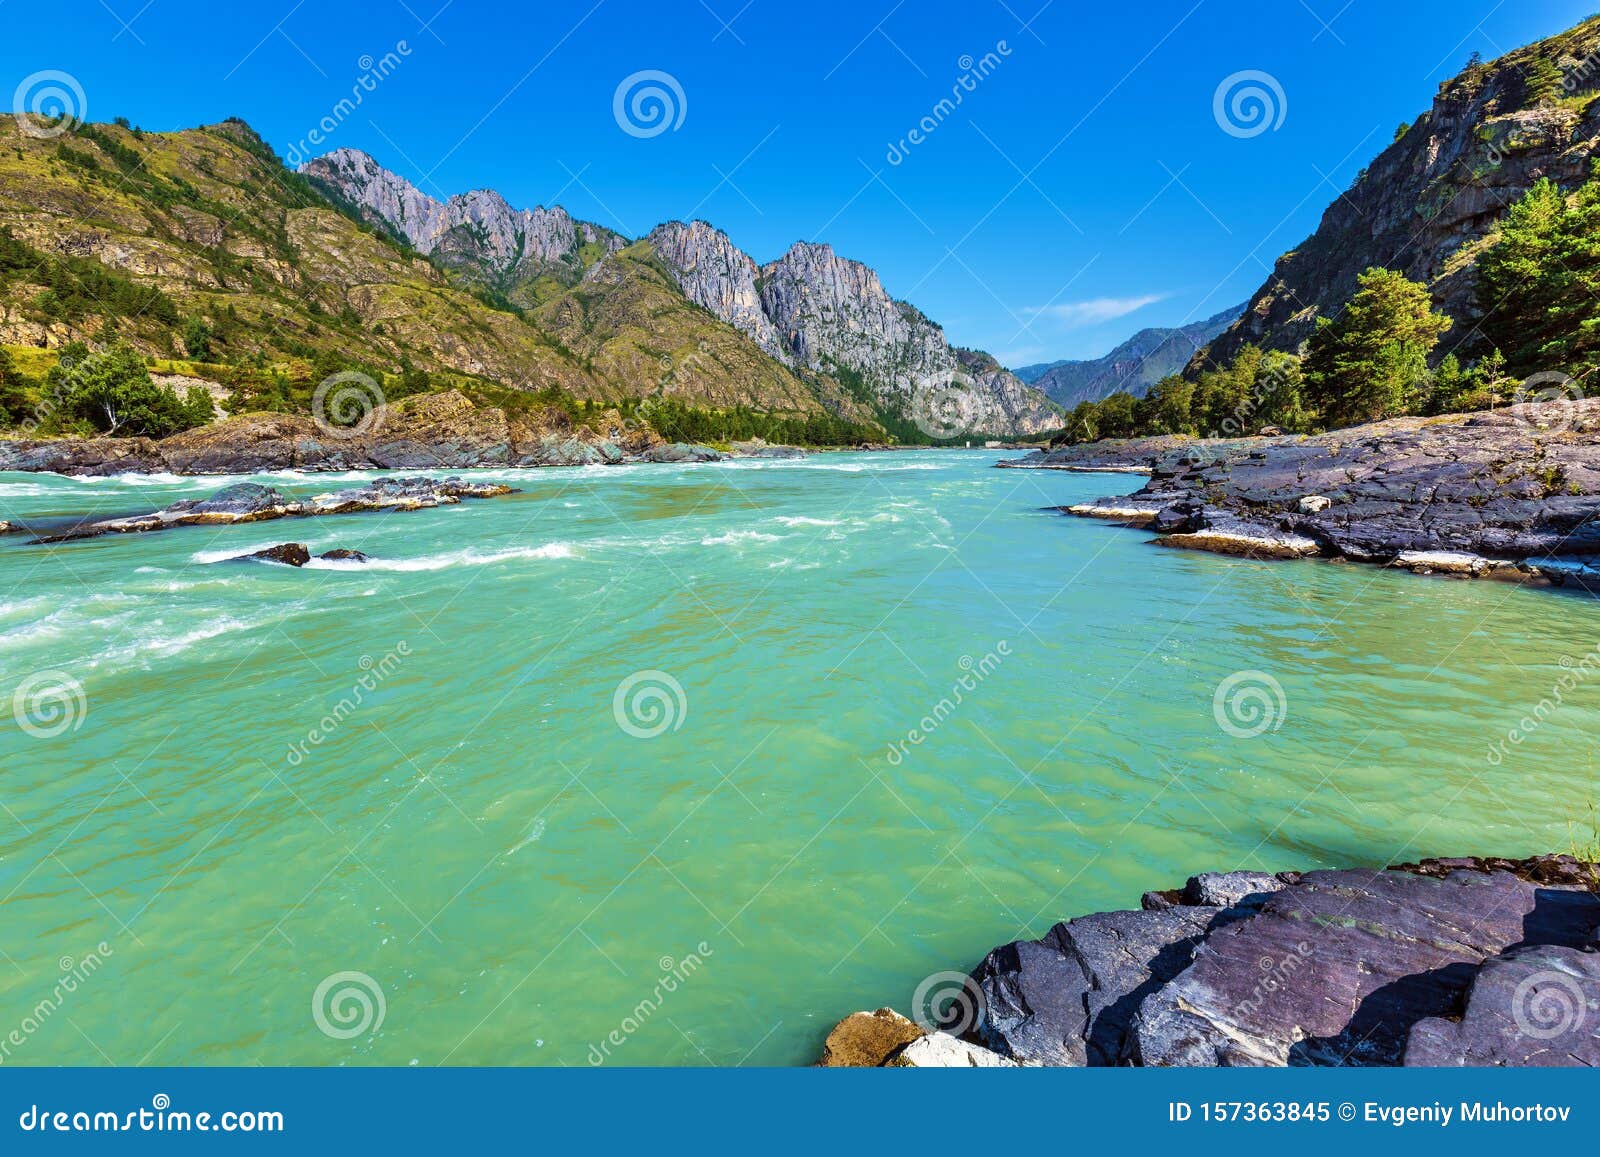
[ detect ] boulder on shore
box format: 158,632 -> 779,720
818,854 -> 1600,1068
816,1008 -> 925,1067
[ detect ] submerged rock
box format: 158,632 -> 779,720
318,548 -> 371,563
237,543 -> 312,567
646,442 -> 725,464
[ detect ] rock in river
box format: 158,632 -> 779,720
24,476 -> 517,545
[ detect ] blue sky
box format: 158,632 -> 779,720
4,0 -> 1596,364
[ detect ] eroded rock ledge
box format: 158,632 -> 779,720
19,476 -> 517,545
1003,398 -> 1600,591
819,855 -> 1600,1067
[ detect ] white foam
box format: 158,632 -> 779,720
309,543 -> 578,572
773,516 -> 840,527
700,530 -> 784,547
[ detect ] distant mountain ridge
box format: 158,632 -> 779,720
1013,304 -> 1244,406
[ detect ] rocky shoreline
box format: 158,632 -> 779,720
1002,398 -> 1600,592
820,854 -> 1600,1067
0,390 -> 809,477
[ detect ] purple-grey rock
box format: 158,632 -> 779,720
1405,944 -> 1600,1067
1127,868 -> 1600,1067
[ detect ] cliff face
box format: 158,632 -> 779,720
644,227 -> 1060,436
301,148 -> 624,305
756,241 -> 1059,435
1200,15 -> 1600,371
303,161 -> 1058,437
646,221 -> 791,364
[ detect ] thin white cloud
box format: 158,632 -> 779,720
1024,293 -> 1169,328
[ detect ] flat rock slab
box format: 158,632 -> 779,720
1041,399 -> 1600,589
1128,868 -> 1600,1067
1405,944 -> 1600,1066
973,906 -> 1252,1066
24,476 -> 518,545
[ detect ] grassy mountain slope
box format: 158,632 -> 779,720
0,115 -> 876,434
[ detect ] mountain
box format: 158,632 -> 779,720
305,160 -> 1058,437
645,223 -> 1059,436
1016,304 -> 1244,405
0,118 -> 1052,441
1198,15 -> 1600,372
300,147 -> 625,308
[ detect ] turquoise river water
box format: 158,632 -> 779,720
1,450 -> 1597,1065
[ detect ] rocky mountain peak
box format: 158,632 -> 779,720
647,220 -> 791,364
300,148 -> 623,291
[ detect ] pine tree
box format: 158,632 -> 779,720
1477,175 -> 1600,377
1303,268 -> 1452,428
